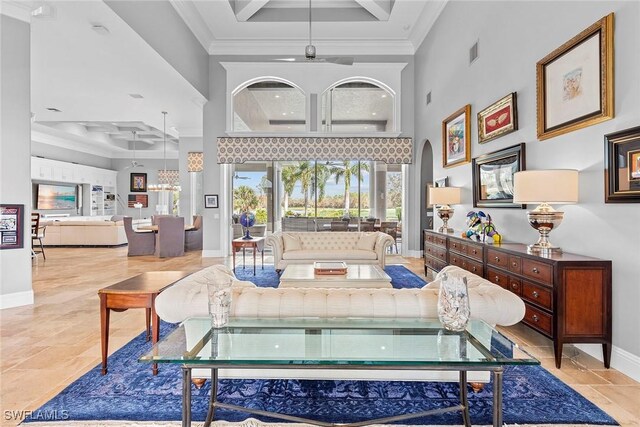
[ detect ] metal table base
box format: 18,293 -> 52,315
180,365 -> 504,427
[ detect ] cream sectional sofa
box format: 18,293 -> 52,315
155,264 -> 525,382
265,231 -> 395,272
41,220 -> 127,246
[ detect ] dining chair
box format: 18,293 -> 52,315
123,216 -> 155,256
359,222 -> 375,232
156,216 -> 185,258
330,221 -> 349,231
185,215 -> 203,251
31,213 -> 46,260
379,221 -> 399,253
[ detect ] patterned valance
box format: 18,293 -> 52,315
158,169 -> 179,184
217,137 -> 413,164
187,152 -> 203,172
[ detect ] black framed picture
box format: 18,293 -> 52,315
0,204 -> 24,250
605,126 -> 640,203
472,143 -> 526,208
130,173 -> 147,192
204,194 -> 219,209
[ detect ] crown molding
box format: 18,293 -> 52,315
408,0 -> 448,52
0,1 -> 32,23
169,0 -> 214,52
208,39 -> 415,56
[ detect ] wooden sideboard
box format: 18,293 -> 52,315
424,229 -> 612,368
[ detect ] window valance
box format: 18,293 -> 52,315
217,137 -> 413,164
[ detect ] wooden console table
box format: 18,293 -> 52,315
232,236 -> 265,275
424,229 -> 612,369
98,271 -> 192,375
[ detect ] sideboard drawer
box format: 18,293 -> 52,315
434,236 -> 447,248
424,256 -> 446,272
522,259 -> 553,285
424,233 -> 434,244
524,305 -> 553,337
466,259 -> 483,276
466,244 -> 483,261
487,249 -> 509,268
522,280 -> 552,310
508,255 -> 522,274
449,239 -> 467,254
487,267 -> 509,289
449,253 -> 465,268
508,277 -> 522,295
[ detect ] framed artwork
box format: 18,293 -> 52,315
536,13 -> 614,140
442,105 -> 471,168
128,194 -> 148,208
472,143 -> 526,208
478,92 -> 518,143
204,194 -> 219,209
435,177 -> 449,188
605,126 -> 640,203
0,204 -> 24,250
426,184 -> 433,209
130,173 -> 147,192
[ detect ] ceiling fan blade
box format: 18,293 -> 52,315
322,56 -> 354,66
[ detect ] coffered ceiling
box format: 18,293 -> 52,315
171,0 -> 447,55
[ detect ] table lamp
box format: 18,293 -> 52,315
429,187 -> 461,233
513,169 -> 578,254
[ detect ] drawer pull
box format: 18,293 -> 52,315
511,283 -> 518,290
532,291 -> 539,298
471,266 -> 477,272
512,262 -> 518,267
494,256 -> 500,262
494,276 -> 500,283
472,249 -> 477,254
532,314 -> 539,322
452,257 -> 457,263
532,267 -> 540,274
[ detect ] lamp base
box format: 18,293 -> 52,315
437,207 -> 455,234
526,203 -> 564,256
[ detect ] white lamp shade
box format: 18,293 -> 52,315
429,187 -> 461,205
513,170 -> 579,204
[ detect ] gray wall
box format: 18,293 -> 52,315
414,1 -> 640,366
105,0 -> 209,99
112,158 -> 179,219
31,141 -> 113,169
0,15 -> 33,307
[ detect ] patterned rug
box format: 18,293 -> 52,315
22,265 -> 617,426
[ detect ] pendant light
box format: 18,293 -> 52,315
149,111 -> 181,192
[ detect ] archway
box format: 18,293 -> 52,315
419,139 -> 434,250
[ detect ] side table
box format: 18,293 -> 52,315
98,271 -> 191,375
232,236 -> 265,275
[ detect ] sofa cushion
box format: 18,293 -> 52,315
356,233 -> 377,251
282,233 -> 302,251
282,249 -> 377,261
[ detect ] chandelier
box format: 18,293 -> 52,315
148,111 -> 181,192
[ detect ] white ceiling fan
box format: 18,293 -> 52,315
233,172 -> 250,180
275,0 -> 354,66
122,131 -> 145,170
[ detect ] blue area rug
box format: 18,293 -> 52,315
234,264 -> 427,289
25,323 -> 617,425
24,265 -> 617,425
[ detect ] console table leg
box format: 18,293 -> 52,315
459,371 -> 471,427
182,367 -> 192,427
204,368 -> 218,427
492,368 -> 503,427
603,343 -> 612,368
554,340 -> 564,368
100,294 -> 110,375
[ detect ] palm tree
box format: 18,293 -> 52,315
330,161 -> 370,215
233,185 -> 259,213
281,165 -> 298,213
292,161 -> 315,216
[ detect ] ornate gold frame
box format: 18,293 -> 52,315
536,13 -> 614,141
477,92 -> 518,144
442,104 -> 471,168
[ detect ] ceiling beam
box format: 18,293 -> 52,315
353,0 -> 391,21
235,0 -> 271,22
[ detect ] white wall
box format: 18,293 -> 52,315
413,1 -> 640,375
0,15 -> 33,309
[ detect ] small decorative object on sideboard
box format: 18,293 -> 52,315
437,273 -> 471,332
514,170 -> 578,254
463,211 -> 501,244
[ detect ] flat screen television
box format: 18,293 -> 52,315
36,184 -> 77,210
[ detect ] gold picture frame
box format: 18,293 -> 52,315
536,13 -> 614,141
478,93 -> 518,143
442,104 -> 471,168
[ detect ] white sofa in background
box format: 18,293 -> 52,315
155,264 -> 525,382
266,231 -> 395,272
41,220 -> 127,246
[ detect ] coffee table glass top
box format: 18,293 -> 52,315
140,318 -> 538,367
280,264 -> 391,282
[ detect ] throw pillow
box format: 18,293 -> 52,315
356,233 -> 377,251
283,233 -> 302,251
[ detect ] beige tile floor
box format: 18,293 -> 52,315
0,247 -> 638,426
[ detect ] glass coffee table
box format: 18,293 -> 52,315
140,318 -> 539,427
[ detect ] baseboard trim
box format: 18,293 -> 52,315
0,290 -> 34,309
202,250 -> 225,258
575,343 -> 640,383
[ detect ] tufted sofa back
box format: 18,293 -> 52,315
288,231 -> 368,251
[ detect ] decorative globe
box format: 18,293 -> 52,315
239,212 -> 255,240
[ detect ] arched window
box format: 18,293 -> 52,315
232,79 -> 306,132
321,79 -> 395,133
